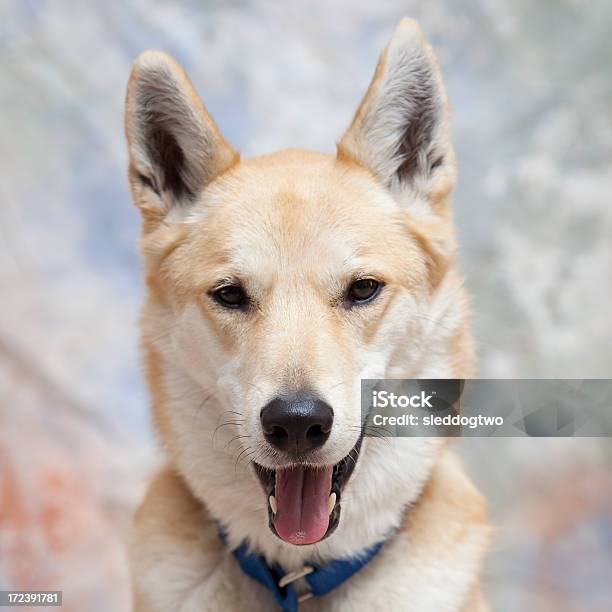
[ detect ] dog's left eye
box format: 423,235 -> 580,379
212,284 -> 248,309
346,278 -> 382,305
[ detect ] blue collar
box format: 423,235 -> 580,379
219,530 -> 385,611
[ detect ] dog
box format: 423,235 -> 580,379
125,18 -> 491,611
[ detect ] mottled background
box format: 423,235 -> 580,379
1,1 -> 611,611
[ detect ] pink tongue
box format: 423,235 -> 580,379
274,466 -> 333,545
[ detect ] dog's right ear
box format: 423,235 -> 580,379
125,51 -> 238,228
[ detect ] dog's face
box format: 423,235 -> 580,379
126,20 -> 466,552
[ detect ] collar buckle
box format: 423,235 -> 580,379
278,565 -> 314,588
279,565 -> 314,607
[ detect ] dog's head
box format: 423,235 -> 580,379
125,20 -> 470,554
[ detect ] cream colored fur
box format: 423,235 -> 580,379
125,18 -> 491,612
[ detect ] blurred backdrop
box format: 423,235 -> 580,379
1,1 -> 611,611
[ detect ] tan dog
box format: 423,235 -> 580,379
125,19 -> 491,611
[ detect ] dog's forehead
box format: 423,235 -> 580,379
191,150 -> 403,275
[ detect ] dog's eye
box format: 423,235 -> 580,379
346,279 -> 382,305
213,285 -> 248,309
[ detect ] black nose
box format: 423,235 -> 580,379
260,394 -> 334,455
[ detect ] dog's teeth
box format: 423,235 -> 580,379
328,492 -> 337,515
269,495 -> 277,515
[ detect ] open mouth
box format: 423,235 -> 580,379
253,434 -> 364,545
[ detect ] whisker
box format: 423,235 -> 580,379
192,386 -> 222,427
234,445 -> 255,472
224,434 -> 251,450
212,419 -> 245,447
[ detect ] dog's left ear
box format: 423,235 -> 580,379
338,19 -> 455,211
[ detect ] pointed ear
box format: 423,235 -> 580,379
125,51 -> 238,226
338,20 -> 455,210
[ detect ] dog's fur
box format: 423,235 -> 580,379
125,19 -> 491,611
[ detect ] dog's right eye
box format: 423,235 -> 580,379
212,285 -> 248,309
